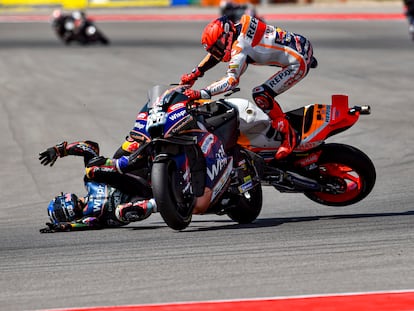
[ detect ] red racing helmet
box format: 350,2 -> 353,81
201,16 -> 235,62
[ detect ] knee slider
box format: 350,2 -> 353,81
252,85 -> 277,112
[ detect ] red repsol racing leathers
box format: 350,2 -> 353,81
194,15 -> 314,98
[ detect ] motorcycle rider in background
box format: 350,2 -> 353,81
38,141 -> 155,233
51,9 -> 109,45
51,9 -> 76,43
403,0 -> 414,40
180,15 -> 316,160
219,0 -> 262,23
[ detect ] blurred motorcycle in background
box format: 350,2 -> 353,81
403,0 -> 414,40
219,0 -> 265,23
51,9 -> 110,45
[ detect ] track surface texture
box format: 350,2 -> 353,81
1,2 -> 413,311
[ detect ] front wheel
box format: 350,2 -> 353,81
97,32 -> 110,45
305,143 -> 376,206
151,160 -> 194,230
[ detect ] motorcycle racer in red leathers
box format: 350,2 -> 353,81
180,15 -> 317,160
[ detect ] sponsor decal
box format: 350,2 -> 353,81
75,143 -> 94,154
169,109 -> 186,121
253,86 -> 264,93
246,17 -> 258,40
209,81 -> 230,94
268,69 -> 292,88
294,35 -> 303,53
200,133 -> 215,154
168,102 -> 186,112
207,145 -> 227,181
264,25 -> 275,38
295,141 -> 323,150
134,120 -> 146,131
211,157 -> 233,201
238,179 -> 253,193
90,184 -> 107,213
136,112 -> 147,120
276,29 -> 286,42
125,141 -> 139,152
332,106 -> 339,121
295,152 -> 321,167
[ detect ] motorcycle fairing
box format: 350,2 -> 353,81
196,100 -> 240,151
293,95 -> 360,151
165,103 -> 195,137
145,85 -> 196,138
129,111 -> 151,145
228,95 -> 361,155
225,98 -> 280,152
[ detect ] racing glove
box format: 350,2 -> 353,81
184,89 -> 211,100
39,141 -> 68,166
180,68 -> 203,87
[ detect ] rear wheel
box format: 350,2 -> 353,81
226,184 -> 262,224
151,160 -> 194,230
305,143 -> 376,206
227,150 -> 263,223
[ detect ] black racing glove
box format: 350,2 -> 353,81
39,222 -> 71,233
39,141 -> 68,166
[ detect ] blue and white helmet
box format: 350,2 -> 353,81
47,193 -> 80,224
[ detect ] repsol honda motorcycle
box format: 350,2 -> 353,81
117,85 -> 263,231
226,93 -> 376,207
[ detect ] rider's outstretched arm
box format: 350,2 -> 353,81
39,141 -> 100,167
39,217 -> 103,233
180,54 -> 220,86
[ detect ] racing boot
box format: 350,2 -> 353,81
115,198 -> 157,222
271,117 -> 297,160
252,85 -> 296,160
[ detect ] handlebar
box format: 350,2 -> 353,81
349,105 -> 371,115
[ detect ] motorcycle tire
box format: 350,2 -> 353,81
151,160 -> 194,230
99,34 -> 110,45
226,183 -> 263,224
304,143 -> 376,206
226,150 -> 263,223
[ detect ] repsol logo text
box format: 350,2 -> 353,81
268,69 -> 292,88
246,17 -> 258,40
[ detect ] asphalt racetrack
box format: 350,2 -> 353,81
1,4 -> 414,311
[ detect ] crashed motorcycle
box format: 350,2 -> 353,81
226,93 -> 376,207
118,86 -> 375,229
118,85 -> 263,230
51,10 -> 109,45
